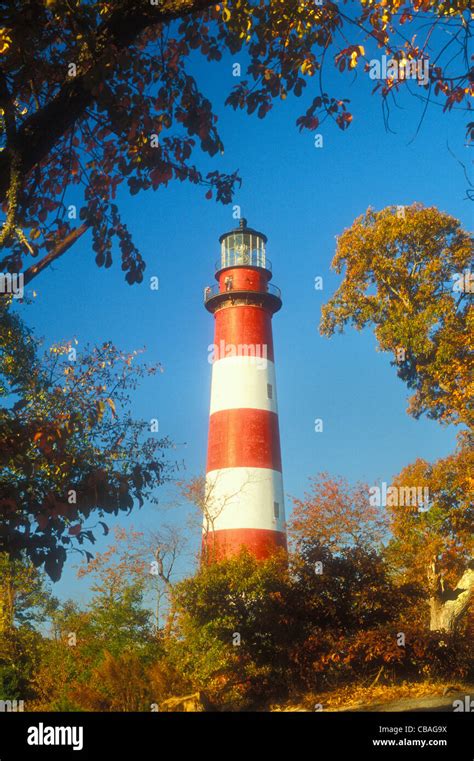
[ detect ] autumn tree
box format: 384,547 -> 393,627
76,528 -> 152,651
30,589 -> 154,710
289,473 -> 387,553
28,532 -> 157,709
286,542 -> 424,689
32,526 -> 187,710
286,474 -> 470,688
67,651 -> 154,712
29,600 -> 93,710
387,440 -> 473,633
77,524 -> 186,633
0,301 -> 170,579
1,2 -> 472,282
287,475 -> 411,676
319,204 -> 473,630
320,204 -> 473,426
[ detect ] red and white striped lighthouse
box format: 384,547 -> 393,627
203,218 -> 286,561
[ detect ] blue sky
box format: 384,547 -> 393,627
16,35 -> 471,603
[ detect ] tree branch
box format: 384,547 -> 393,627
0,68 -> 22,246
0,0 -> 216,203
23,222 -> 89,284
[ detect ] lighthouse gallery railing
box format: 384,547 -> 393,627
204,282 -> 281,303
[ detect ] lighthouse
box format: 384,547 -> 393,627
203,218 -> 287,561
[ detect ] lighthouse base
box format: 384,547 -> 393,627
202,528 -> 287,563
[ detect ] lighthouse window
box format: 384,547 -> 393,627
273,501 -> 279,519
267,383 -> 273,399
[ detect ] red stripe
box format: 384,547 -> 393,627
202,528 -> 287,562
213,305 -> 274,362
206,408 -> 282,472
218,267 -> 270,294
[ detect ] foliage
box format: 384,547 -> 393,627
0,552 -> 57,631
0,462 -> 470,710
0,553 -> 54,701
28,571 -> 156,710
69,651 -> 152,712
387,439 -> 473,590
69,534 -> 155,659
320,204 -> 473,426
0,302 -> 170,579
313,626 -> 473,685
289,473 -> 387,553
290,541 -> 420,634
0,625 -> 43,702
77,524 -> 184,631
285,539 -> 423,689
169,531 -> 423,704
1,2 -> 472,281
169,550 -> 293,707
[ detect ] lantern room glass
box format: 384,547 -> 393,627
220,232 -> 266,270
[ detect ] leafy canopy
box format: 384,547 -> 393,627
387,439 -> 473,591
320,204 -> 473,426
0,1 -> 472,282
0,301 -> 170,580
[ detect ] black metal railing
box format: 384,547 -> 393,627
204,282 -> 281,303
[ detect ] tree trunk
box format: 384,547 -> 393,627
429,562 -> 474,633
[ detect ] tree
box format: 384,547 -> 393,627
285,474 -> 471,689
287,541 -> 424,689
68,650 -> 153,711
320,204 -> 473,426
169,486 -> 423,703
319,204 -> 473,629
0,553 -> 55,702
289,473 -> 387,553
170,550 -> 292,707
76,527 -> 154,651
29,534 -> 157,708
387,440 -> 474,633
77,524 -> 186,633
30,588 -> 155,710
0,552 -> 56,633
289,539 -> 414,634
30,527 -> 185,710
149,525 -> 187,632
0,301 -> 171,580
29,600 -> 93,710
179,473 -> 254,563
1,2 -> 472,282
287,476 -> 415,686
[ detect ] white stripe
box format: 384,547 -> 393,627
204,467 -> 286,533
209,355 -> 278,414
